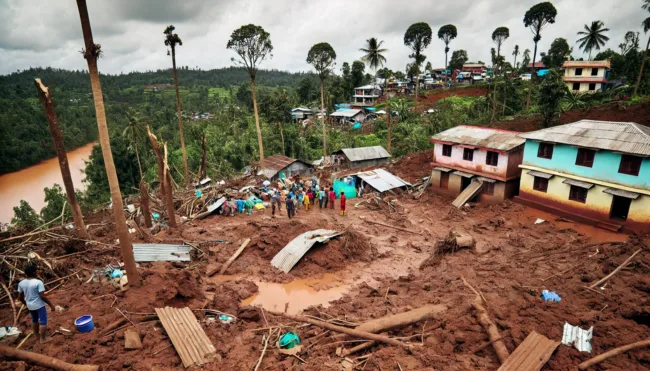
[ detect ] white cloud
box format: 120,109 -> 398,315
0,0 -> 646,75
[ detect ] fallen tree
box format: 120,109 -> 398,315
0,345 -> 99,371
578,339 -> 650,370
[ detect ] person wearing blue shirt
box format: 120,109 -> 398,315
18,265 -> 56,344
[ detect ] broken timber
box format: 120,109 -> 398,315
155,307 -> 216,368
452,179 -> 483,208
0,345 -> 99,371
219,238 -> 251,275
497,331 -> 559,371
271,230 -> 342,273
360,218 -> 423,235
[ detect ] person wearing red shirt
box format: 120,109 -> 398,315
340,192 -> 346,216
329,189 -> 336,209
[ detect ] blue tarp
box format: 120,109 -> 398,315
538,69 -> 549,76
333,180 -> 357,199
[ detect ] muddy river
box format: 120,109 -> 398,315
0,143 -> 96,224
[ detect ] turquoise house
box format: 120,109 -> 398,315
516,120 -> 650,232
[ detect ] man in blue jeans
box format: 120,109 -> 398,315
18,265 -> 56,344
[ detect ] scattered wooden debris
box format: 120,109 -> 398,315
219,238 -> 251,275
589,249 -> 642,289
0,345 -> 99,371
578,338 -> 650,370
124,329 -> 143,350
155,307 -> 216,368
497,331 -> 560,371
359,217 -> 422,235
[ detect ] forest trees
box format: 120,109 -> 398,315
577,21 -> 610,60
404,22 -> 433,100
448,50 -> 468,71
163,25 -> 189,187
307,42 -> 337,159
538,69 -> 566,128
437,24 -> 458,71
634,2 -> 650,95
512,45 -> 520,68
523,1 -> 558,107
227,24 -> 274,168
542,38 -> 572,68
75,0 -> 140,285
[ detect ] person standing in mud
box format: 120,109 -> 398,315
322,188 -> 329,209
318,188 -> 325,209
329,188 -> 336,209
275,191 -> 282,211
286,195 -> 295,219
271,193 -> 278,217
18,265 -> 56,344
340,192 -> 346,216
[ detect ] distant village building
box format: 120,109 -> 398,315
329,109 -> 366,124
332,146 -> 391,169
462,63 -> 486,74
353,85 -> 382,107
259,154 -> 313,181
562,60 -> 611,93
429,126 -> 525,204
527,62 -> 546,71
516,120 -> 650,233
291,107 -> 314,123
143,84 -> 173,92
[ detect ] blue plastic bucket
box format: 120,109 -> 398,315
74,315 -> 94,333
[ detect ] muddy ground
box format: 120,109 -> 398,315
1,153 -> 649,371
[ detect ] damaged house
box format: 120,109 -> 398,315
516,120 -> 650,233
428,126 -> 525,206
259,154 -> 313,181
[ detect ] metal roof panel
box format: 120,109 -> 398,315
431,126 -> 525,151
355,168 -> 411,192
339,146 -> 391,162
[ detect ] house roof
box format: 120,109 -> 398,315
430,125 -> 525,151
330,109 -> 365,118
354,168 -> 410,192
527,62 -> 546,68
520,120 -> 650,156
462,63 -> 485,68
263,154 -> 298,171
355,85 -> 380,90
562,60 -> 611,69
336,146 -> 391,162
291,107 -> 313,112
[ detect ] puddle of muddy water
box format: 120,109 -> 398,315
211,274 -> 350,315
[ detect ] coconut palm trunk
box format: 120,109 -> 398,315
75,0 -> 140,286
278,122 -> 285,156
139,180 -> 152,228
34,79 -> 89,239
134,133 -> 143,179
146,126 -> 167,202
171,46 -> 190,188
387,111 -> 392,153
527,41 -> 539,109
635,36 -> 650,96
250,78 -> 265,168
320,79 -> 327,160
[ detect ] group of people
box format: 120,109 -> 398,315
268,179 -> 347,219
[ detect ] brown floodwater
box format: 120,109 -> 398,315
0,143 -> 96,224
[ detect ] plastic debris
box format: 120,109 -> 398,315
562,322 -> 593,353
195,189 -> 203,198
279,331 -> 301,349
540,290 -> 561,302
110,269 -> 124,279
535,218 -> 546,224
218,315 -> 235,324
152,213 -> 160,220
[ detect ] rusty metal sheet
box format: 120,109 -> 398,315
498,331 -> 560,371
603,187 -> 640,200
431,125 -> 525,151
271,230 -> 342,273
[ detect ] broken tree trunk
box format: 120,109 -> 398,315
277,313 -> 413,351
578,339 -> 650,370
162,143 -> 177,228
219,239 -> 251,274
34,78 -> 89,239
139,180 -> 152,228
589,249 -> 642,289
200,133 -> 207,181
146,125 -> 166,200
341,304 -> 447,357
0,345 -> 99,371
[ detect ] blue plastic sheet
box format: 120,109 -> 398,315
540,290 -> 561,302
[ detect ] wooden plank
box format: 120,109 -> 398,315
156,308 -> 194,368
219,238 -> 251,274
497,331 -> 560,371
182,308 -> 216,356
179,307 -> 212,361
165,307 -> 203,366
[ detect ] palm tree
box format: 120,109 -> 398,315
577,21 -> 610,60
75,0 -> 140,286
634,4 -> 650,95
360,37 -> 387,83
437,25 -> 458,72
512,45 -> 520,68
122,108 -> 146,179
164,25 -> 189,187
34,79 -> 88,238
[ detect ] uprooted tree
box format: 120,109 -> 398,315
146,126 -> 177,228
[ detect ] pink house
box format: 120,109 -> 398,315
428,126 -> 525,203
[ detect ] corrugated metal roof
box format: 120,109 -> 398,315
271,230 -> 342,273
132,244 -> 190,262
563,178 -> 594,189
563,60 -> 611,69
263,154 -> 297,172
603,188 -> 640,199
527,170 -> 554,179
452,171 -> 475,178
463,63 -> 485,68
562,322 -> 593,353
338,146 -> 391,162
520,120 -> 650,156
431,125 -> 525,151
330,109 -> 365,118
355,168 -> 411,192
206,197 -> 226,213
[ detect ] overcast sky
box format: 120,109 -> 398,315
0,0 -> 646,76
